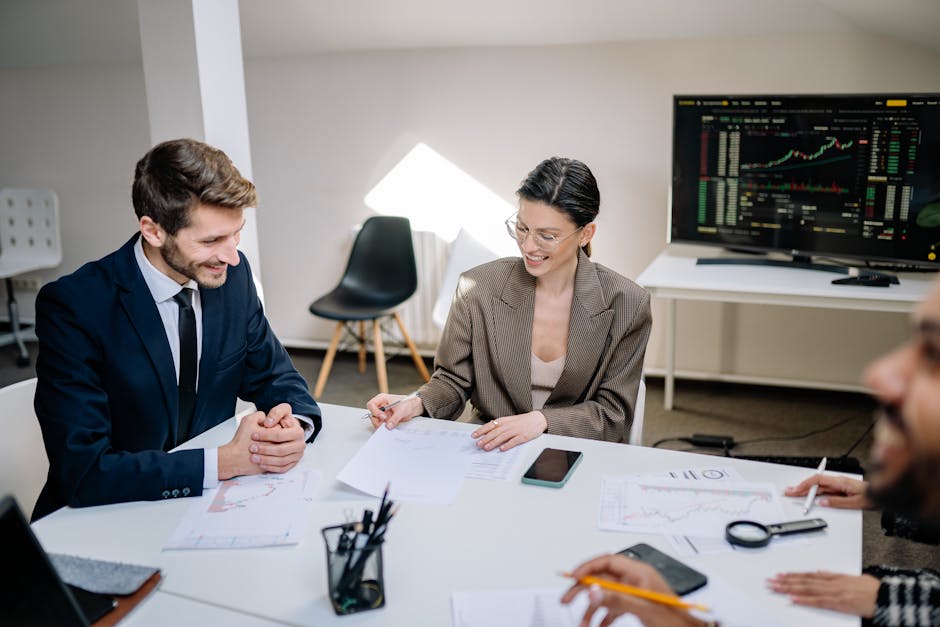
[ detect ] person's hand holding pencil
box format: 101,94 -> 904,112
364,392 -> 423,429
561,554 -> 711,627
782,473 -> 872,510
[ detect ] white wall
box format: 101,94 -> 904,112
0,63 -> 148,319
247,32 -> 940,387
1,31 -> 938,387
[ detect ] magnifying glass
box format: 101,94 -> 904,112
725,518 -> 828,548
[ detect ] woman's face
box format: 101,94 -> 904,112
514,199 -> 593,279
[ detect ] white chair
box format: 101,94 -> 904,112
629,378 -> 646,446
432,228 -> 501,328
0,378 -> 47,515
0,188 -> 62,366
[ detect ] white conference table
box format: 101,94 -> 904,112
637,246 -> 934,409
33,403 -> 861,626
121,590 -> 287,626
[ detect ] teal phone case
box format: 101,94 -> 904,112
520,451 -> 582,488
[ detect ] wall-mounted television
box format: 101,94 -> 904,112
670,94 -> 940,271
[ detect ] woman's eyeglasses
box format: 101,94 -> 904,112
505,214 -> 584,251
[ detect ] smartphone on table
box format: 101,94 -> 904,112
618,543 -> 708,595
520,448 -> 583,488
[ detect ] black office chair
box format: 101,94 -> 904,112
309,216 -> 430,397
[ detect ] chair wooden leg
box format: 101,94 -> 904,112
393,311 -> 430,382
314,321 -> 345,398
373,318 -> 388,394
357,320 -> 367,374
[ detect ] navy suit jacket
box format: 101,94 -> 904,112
32,235 -> 321,520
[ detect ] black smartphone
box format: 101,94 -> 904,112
520,448 -> 583,488
618,543 -> 708,595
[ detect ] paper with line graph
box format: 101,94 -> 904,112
598,477 -> 786,537
164,469 -> 320,550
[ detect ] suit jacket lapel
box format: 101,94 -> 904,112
493,260 -> 535,412
548,251 -> 613,405
113,236 -> 179,444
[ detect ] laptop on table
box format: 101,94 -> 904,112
0,495 -> 116,626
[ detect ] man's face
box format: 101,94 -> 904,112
144,204 -> 245,289
864,281 -> 940,519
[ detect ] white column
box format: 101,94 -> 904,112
137,0 -> 262,282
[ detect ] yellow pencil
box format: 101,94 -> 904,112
560,572 -> 710,612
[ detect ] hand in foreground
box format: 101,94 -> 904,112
768,571 -> 879,618
782,474 -> 872,510
471,411 -> 547,451
560,554 -> 706,627
365,393 -> 424,429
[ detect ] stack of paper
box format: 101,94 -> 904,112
336,423 -> 533,504
452,573 -> 786,627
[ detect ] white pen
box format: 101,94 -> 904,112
361,391 -> 419,420
802,457 -> 828,515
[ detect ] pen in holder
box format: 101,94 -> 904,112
322,523 -> 385,615
322,488 -> 396,615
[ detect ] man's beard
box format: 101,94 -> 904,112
868,445 -> 940,525
161,236 -> 227,289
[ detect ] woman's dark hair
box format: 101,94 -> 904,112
516,157 -> 599,256
132,138 -> 256,235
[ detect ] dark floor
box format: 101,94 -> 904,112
9,342 -> 940,573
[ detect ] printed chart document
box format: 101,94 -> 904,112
452,573 -> 786,627
464,437 -> 533,481
668,520 -> 808,557
337,424 -> 475,503
598,476 -> 786,538
651,467 -> 743,482
596,466 -> 806,555
452,588 -> 609,627
164,469 -> 320,550
628,466 -> 758,556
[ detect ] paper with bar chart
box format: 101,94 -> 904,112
164,469 -> 321,550
598,477 -> 786,538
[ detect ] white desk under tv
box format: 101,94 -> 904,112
637,245 -> 935,409
32,403 -> 860,626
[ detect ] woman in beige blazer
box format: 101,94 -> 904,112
366,158 -> 651,450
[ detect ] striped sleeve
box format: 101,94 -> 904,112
864,566 -> 940,626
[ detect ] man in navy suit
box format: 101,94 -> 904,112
32,138 -> 321,520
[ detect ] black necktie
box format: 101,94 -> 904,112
173,288 -> 197,445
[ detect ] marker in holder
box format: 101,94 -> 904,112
322,523 -> 385,615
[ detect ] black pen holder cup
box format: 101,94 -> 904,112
322,524 -> 386,615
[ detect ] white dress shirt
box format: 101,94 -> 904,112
133,239 -> 313,490
133,238 -> 223,488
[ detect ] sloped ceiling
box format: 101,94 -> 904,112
0,0 -> 937,69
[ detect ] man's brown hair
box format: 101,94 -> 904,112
132,138 -> 256,235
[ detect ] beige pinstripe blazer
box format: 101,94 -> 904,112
418,250 -> 651,443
